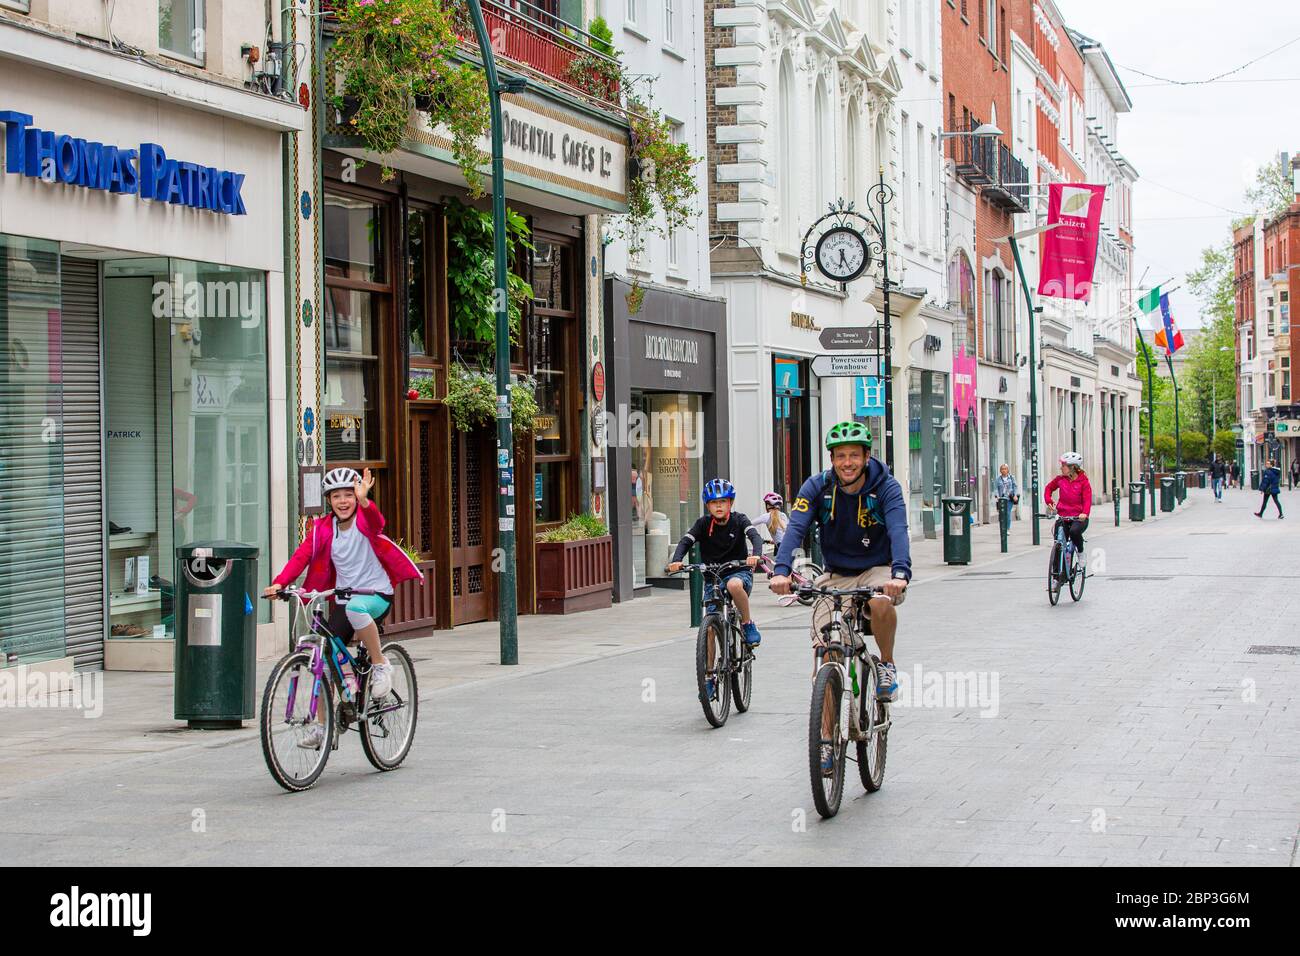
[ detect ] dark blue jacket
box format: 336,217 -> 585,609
1261,466 -> 1282,494
774,458 -> 912,581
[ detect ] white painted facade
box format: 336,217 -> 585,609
707,0 -> 956,534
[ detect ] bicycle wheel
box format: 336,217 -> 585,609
1069,552 -> 1087,602
731,631 -> 754,713
796,563 -> 824,606
856,655 -> 888,792
809,662 -> 847,819
696,615 -> 731,727
360,642 -> 419,771
1047,543 -> 1062,606
260,650 -> 335,792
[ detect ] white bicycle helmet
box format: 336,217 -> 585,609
1060,451 -> 1083,467
322,467 -> 361,494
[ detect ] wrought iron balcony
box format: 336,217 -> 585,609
952,124 -> 1029,213
321,0 -> 622,107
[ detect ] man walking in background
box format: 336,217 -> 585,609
1256,459 -> 1283,519
1230,459 -> 1242,491
1211,457 -> 1226,502
1289,457 -> 1299,491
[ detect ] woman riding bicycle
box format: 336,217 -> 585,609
1044,452 -> 1091,565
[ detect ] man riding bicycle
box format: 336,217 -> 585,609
1044,451 -> 1091,565
769,421 -> 911,704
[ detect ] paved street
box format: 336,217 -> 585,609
3,486 -> 1298,866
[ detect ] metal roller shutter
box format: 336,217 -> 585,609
60,259 -> 106,669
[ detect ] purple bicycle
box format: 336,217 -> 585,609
260,586 -> 418,792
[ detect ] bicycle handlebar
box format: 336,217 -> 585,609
666,560 -> 753,576
265,585 -> 385,602
793,583 -> 882,599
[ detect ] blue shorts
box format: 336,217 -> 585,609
708,568 -> 753,598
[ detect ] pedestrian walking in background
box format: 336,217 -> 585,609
1231,460 -> 1242,490
994,463 -> 1020,522
1290,458 -> 1299,491
1256,459 -> 1283,519
1211,457 -> 1226,502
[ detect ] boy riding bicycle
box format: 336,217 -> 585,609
667,479 -> 764,641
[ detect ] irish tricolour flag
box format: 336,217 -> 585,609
1138,286 -> 1185,355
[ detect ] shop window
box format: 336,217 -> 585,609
101,257 -> 272,639
325,196 -> 386,285
1,0 -> 31,12
407,207 -> 431,358
533,315 -> 566,457
159,0 -> 205,65
324,191 -> 391,477
531,234 -> 578,528
630,391 -> 704,575
324,288 -> 382,463
773,356 -> 809,508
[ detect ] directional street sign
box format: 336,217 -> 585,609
811,353 -> 880,378
818,326 -> 880,351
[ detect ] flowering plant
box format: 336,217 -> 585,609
328,0 -> 489,190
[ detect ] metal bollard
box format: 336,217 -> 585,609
997,497 -> 1009,553
1113,485 -> 1120,526
689,543 -> 703,629
810,524 -> 824,569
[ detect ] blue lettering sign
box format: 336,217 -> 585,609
0,111 -> 247,215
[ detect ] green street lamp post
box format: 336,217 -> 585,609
467,0 -> 522,665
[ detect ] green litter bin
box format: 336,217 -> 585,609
1129,481 -> 1145,522
174,542 -> 260,729
1175,471 -> 1186,503
942,496 -> 972,565
1160,477 -> 1175,512
1251,470 -> 1260,490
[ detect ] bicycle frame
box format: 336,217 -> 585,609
810,590 -> 888,743
278,587 -> 383,725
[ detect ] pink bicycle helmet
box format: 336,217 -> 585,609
763,492 -> 783,508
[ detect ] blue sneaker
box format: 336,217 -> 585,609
820,744 -> 834,777
876,662 -> 898,702
742,622 -> 762,646
704,677 -> 716,700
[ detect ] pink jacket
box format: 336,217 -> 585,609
1044,472 -> 1092,518
273,502 -> 423,593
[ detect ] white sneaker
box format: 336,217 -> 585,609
297,722 -> 325,749
370,662 -> 394,699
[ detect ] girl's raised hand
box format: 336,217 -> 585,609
355,467 -> 376,503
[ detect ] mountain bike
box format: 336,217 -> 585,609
260,586 -> 418,792
796,582 -> 890,819
755,552 -> 824,606
1047,515 -> 1086,605
672,560 -> 756,728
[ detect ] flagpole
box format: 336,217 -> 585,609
1166,350 -> 1182,470
1132,317 -> 1157,515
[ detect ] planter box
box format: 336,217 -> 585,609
535,535 -> 613,614
386,560 -> 437,634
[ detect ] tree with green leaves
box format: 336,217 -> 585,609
1182,242 -> 1236,436
1246,156 -> 1295,221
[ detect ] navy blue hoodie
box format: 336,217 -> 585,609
774,457 -> 912,581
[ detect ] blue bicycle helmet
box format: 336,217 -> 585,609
701,478 -> 736,503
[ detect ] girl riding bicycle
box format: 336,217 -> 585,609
263,467 -> 422,745
1044,452 -> 1091,564
750,492 -> 789,551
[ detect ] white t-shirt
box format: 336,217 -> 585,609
331,519 -> 392,596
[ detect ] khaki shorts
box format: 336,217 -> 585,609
810,566 -> 905,638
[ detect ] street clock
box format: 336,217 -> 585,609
814,226 -> 870,283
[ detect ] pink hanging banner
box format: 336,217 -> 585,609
1037,182 -> 1107,303
953,346 -> 977,427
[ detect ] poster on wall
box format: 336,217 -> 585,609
1037,182 -> 1107,303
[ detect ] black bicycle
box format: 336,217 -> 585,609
796,583 -> 890,819
672,560 -> 756,728
1046,514 -> 1086,605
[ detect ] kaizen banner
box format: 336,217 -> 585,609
1037,182 -> 1107,303
953,347 -> 977,427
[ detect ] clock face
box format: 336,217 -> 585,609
815,227 -> 870,283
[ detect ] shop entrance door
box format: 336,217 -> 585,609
450,426 -> 494,624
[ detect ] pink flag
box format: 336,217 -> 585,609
953,346 -> 977,427
1037,182 -> 1106,303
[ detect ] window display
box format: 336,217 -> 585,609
630,391 -> 703,584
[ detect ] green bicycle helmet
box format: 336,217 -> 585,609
825,420 -> 873,450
